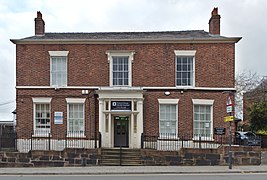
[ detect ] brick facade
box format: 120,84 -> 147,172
11,9 -> 241,151
16,43 -> 235,87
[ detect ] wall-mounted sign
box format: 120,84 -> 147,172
111,101 -> 131,111
54,112 -> 63,124
214,127 -> 226,135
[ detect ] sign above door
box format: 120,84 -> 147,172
111,101 -> 132,111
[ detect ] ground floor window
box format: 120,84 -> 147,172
192,99 -> 214,139
66,98 -> 86,137
32,98 -> 52,136
35,104 -> 50,134
158,99 -> 179,137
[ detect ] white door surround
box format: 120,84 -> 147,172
96,89 -> 144,148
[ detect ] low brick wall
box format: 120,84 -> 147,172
0,146 -> 262,167
141,145 -> 261,166
0,148 -> 100,167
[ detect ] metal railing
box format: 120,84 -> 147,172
141,133 -> 229,151
14,130 -> 102,152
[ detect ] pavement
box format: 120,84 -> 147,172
0,165 -> 267,175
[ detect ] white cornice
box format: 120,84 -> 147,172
143,87 -> 236,91
16,86 -> 235,91
10,37 -> 242,45
16,86 -> 99,89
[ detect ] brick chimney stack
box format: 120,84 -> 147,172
209,7 -> 220,35
34,11 -> 45,36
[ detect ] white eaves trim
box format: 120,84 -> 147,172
10,37 -> 242,45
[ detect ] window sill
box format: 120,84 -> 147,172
192,137 -> 214,141
51,85 -> 67,89
32,134 -> 51,138
175,85 -> 194,89
66,134 -> 86,138
158,135 -> 178,140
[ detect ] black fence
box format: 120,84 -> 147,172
0,130 -> 263,152
141,133 -> 230,150
2,130 -> 101,152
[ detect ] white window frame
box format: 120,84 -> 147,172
192,99 -> 214,140
32,97 -> 52,137
158,99 -> 179,138
49,51 -> 69,87
106,51 -> 135,87
66,98 -> 86,137
174,50 -> 196,88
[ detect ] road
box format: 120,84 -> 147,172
1,173 -> 267,180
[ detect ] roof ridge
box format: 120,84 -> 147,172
44,30 -> 207,34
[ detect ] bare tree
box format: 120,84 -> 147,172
235,70 -> 261,120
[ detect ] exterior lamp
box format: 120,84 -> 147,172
164,91 -> 171,96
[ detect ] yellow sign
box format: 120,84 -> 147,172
224,116 -> 234,122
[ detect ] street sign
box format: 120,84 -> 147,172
224,116 -> 234,122
226,96 -> 233,113
227,106 -> 232,113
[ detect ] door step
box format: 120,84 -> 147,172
100,148 -> 142,166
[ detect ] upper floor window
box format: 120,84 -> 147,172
175,50 -> 196,87
49,51 -> 69,87
106,51 -> 135,87
113,56 -> 129,86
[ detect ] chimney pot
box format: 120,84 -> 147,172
211,7 -> 218,16
37,11 -> 42,18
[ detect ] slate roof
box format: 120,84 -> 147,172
21,30 -> 217,40
11,30 -> 241,44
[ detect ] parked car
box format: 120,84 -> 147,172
234,131 -> 261,146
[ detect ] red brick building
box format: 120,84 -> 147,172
11,8 -> 241,152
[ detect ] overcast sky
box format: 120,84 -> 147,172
0,0 -> 266,120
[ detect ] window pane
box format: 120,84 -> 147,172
176,56 -> 194,86
159,104 -> 177,136
51,56 -> 67,86
112,56 -> 129,86
35,103 -> 50,134
193,104 -> 212,137
68,103 -> 84,134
